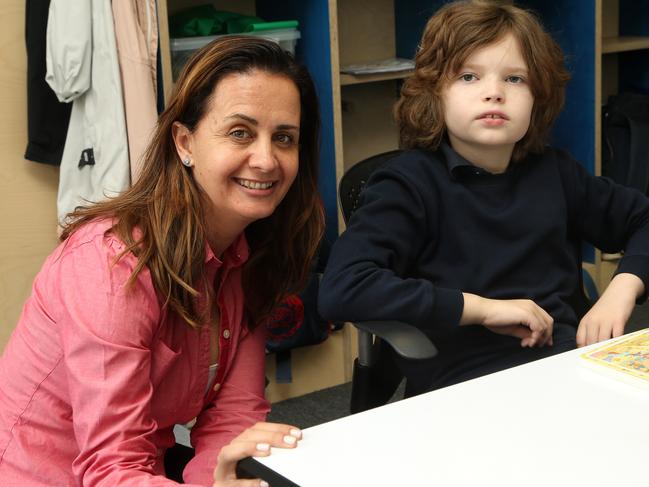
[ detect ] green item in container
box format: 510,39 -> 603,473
243,20 -> 299,33
169,5 -> 263,37
225,14 -> 269,34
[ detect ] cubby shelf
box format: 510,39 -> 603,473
340,70 -> 413,86
602,36 -> 649,54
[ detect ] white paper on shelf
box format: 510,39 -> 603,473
340,57 -> 415,75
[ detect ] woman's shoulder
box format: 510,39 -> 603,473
37,219 -> 160,333
55,218 -> 138,267
64,217 -> 117,242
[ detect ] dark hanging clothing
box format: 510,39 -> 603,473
24,0 -> 71,165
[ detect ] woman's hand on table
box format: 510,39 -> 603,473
212,422 -> 302,487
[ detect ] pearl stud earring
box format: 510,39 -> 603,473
182,157 -> 191,167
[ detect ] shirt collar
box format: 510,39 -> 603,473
440,141 -> 492,180
204,232 -> 250,268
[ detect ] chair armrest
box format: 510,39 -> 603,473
353,320 -> 438,361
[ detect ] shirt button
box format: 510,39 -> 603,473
222,329 -> 231,339
213,383 -> 221,392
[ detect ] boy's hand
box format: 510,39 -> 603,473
213,422 -> 302,487
576,273 -> 643,347
461,293 -> 554,347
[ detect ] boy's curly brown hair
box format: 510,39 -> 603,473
395,1 -> 570,161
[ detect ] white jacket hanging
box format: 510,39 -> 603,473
46,0 -> 130,225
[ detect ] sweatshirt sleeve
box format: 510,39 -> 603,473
559,150 -> 649,301
318,158 -> 464,332
45,0 -> 92,102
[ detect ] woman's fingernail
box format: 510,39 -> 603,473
289,428 -> 302,439
283,435 -> 297,445
260,481 -> 269,487
256,443 -> 270,452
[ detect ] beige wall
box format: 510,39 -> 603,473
0,0 -> 60,352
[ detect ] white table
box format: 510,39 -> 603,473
243,337 -> 649,486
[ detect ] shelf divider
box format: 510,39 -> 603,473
602,36 -> 649,54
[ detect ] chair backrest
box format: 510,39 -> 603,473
339,150 -> 403,224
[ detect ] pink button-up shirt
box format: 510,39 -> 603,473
0,219 -> 269,486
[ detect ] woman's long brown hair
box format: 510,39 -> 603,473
61,36 -> 325,328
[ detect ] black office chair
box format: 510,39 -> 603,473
339,150 -> 599,414
339,150 -> 439,414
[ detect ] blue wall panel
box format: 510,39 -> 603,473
522,0 -> 596,175
257,0 -> 338,260
394,0 -> 447,59
522,0 -> 596,262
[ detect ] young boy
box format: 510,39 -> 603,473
318,1 -> 649,395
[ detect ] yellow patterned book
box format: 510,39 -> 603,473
581,328 -> 649,382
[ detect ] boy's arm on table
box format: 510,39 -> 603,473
559,151 -> 649,346
461,293 -> 554,347
577,273 -> 645,347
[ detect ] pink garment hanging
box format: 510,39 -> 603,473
112,0 -> 159,182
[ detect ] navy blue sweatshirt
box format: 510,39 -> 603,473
318,145 -> 649,339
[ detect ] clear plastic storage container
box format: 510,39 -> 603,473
170,29 -> 301,79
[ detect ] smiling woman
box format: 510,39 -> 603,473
171,70 -> 302,255
0,37 -> 324,486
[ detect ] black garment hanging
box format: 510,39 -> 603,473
602,92 -> 649,195
24,0 -> 72,165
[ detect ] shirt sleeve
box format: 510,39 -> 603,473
55,233 -> 191,486
45,0 -> 92,102
183,323 -> 270,485
318,157 -> 464,332
559,150 -> 649,300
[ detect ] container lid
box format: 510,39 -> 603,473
253,28 -> 301,42
171,28 -> 300,52
171,35 -> 219,51
244,20 -> 299,32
